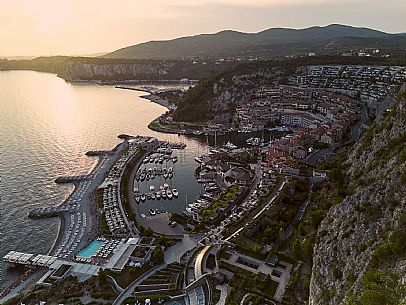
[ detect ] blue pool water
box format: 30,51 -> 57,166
76,240 -> 103,258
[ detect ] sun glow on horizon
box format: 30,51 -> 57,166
0,0 -> 404,57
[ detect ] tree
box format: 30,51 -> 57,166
98,269 -> 108,284
144,227 -> 153,237
151,246 -> 164,264
291,239 -> 302,260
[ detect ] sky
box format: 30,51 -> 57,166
0,0 -> 405,57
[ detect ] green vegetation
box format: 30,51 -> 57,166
156,235 -> 178,248
96,188 -> 110,235
345,214 -> 406,304
2,276 -> 83,305
221,261 -> 278,304
156,90 -> 184,105
356,129 -> 374,156
346,269 -> 406,305
123,295 -> 170,304
199,186 -> 241,220
370,216 -> 406,268
131,246 -> 149,258
89,273 -> 118,300
96,189 -> 104,209
106,263 -> 152,288
283,148 -> 353,304
151,246 -> 164,264
119,147 -> 144,229
172,72 -> 220,122
234,179 -> 308,250
138,263 -> 184,291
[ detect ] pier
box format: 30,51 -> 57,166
85,150 -> 114,156
54,174 -> 92,184
28,206 -> 70,218
115,86 -> 152,94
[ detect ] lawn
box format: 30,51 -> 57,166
221,261 -> 279,303
107,263 -> 151,288
199,186 -> 241,220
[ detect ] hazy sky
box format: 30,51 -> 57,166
1,0 -> 405,57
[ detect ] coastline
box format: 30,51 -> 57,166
42,137 -> 127,259
0,82 -> 175,300
115,86 -> 176,111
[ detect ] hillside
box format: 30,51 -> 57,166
104,24 -> 406,59
308,89 -> 406,304
171,56 -> 406,123
0,56 -> 238,81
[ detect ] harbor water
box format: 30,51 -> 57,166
0,71 -> 206,291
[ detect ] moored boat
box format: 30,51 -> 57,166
172,188 -> 179,197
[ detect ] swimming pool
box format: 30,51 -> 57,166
76,240 -> 103,258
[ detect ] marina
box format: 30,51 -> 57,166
0,71 -> 209,294
132,142 -> 203,218
0,71 -> 261,299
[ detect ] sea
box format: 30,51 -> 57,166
0,70 -> 209,291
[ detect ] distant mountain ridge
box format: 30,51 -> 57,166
104,24 -> 405,59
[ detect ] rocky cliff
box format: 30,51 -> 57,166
309,91 -> 406,304
0,56 -> 239,82
59,61 -> 167,81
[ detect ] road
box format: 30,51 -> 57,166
118,148 -> 146,237
305,103 -> 368,164
164,234 -> 203,264
282,179 -> 313,240
224,179 -> 288,242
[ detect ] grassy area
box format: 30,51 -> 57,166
88,275 -> 118,300
220,261 -> 278,304
106,263 -> 152,288
224,182 -> 282,236
99,213 -> 110,236
244,179 -> 309,246
96,188 -> 110,236
131,246 -> 149,258
199,186 -> 241,220
140,263 -> 184,290
2,275 -> 116,305
96,189 -> 104,209
124,295 -> 170,303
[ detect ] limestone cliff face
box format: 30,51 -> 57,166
309,93 -> 406,304
59,61 -> 170,81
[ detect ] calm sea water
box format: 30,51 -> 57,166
0,71 -> 207,291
